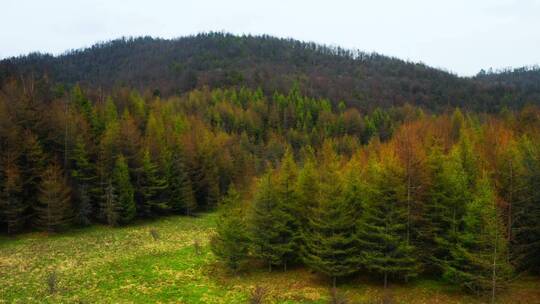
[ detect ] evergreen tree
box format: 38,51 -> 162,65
102,179 -> 120,226
20,131 -> 46,225
113,154 -> 136,224
444,174 -> 512,298
166,148 -> 197,215
35,164 -> 72,232
302,170 -> 359,287
420,143 -> 470,272
273,149 -> 300,269
136,149 -> 168,216
70,136 -> 97,225
0,161 -> 25,234
514,137 -> 540,273
210,185 -> 250,273
357,157 -> 419,288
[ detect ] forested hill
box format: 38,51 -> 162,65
2,32 -> 539,112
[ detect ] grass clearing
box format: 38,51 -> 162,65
1,213 -> 538,303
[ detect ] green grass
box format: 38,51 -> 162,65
1,214 -> 539,303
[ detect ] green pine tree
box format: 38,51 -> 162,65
0,161 -> 25,234
210,185 -> 250,273
358,157 -> 419,288
137,149 -> 168,217
443,173 -> 513,298
70,136 -> 97,225
165,148 -> 197,215
113,154 -> 136,224
35,164 -> 73,232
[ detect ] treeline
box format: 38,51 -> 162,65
3,33 -> 540,112
0,79 -> 413,233
211,110 -> 540,297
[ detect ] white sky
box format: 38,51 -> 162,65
2,0 -> 539,76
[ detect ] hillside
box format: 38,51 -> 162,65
2,33 -> 539,111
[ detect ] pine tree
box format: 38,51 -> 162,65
0,161 -> 25,234
35,164 -> 72,232
420,143 -> 470,272
443,173 -> 512,298
137,149 -> 168,217
102,179 -> 120,226
249,171 -> 282,271
166,148 -> 197,215
113,154 -> 136,224
273,149 -> 300,269
302,171 -> 360,287
20,131 -> 46,225
210,185 -> 250,273
514,137 -> 540,273
357,157 -> 419,288
70,136 -> 97,225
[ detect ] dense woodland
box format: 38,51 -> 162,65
1,34 -> 540,299
2,33 -> 540,112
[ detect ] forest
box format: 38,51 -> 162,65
1,34 -> 540,303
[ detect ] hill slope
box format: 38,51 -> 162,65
1,32 -> 539,111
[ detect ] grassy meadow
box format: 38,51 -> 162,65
1,213 -> 539,304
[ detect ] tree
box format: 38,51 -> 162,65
443,174 -> 512,298
136,149 -> 168,217
165,148 -> 197,215
357,156 -> 419,288
420,143 -> 470,273
302,175 -> 360,287
210,185 -> 250,273
35,164 -> 72,232
70,136 -> 97,225
113,154 -> 136,224
513,137 -> 540,273
0,161 -> 24,234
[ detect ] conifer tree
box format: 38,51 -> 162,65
210,185 -> 250,273
0,161 -> 25,234
302,166 -> 359,287
357,156 -> 419,288
102,179 -> 120,226
514,137 -> 540,273
420,143 -> 470,272
249,171 -> 282,271
444,174 -> 512,298
166,148 -> 197,215
113,154 -> 136,224
35,164 -> 72,232
137,149 -> 168,216
273,149 -> 300,269
20,131 -> 46,224
70,136 -> 97,225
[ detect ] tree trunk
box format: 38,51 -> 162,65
333,276 -> 336,288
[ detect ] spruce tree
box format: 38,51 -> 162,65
102,179 -> 120,226
70,136 -> 97,225
514,137 -> 540,273
20,131 -> 46,225
444,174 -> 512,298
210,185 -> 250,273
35,164 -> 73,232
302,171 -> 359,287
0,162 -> 25,234
273,149 -> 300,269
165,148 -> 197,215
420,143 -> 470,272
137,149 -> 168,216
113,154 -> 136,224
249,171 -> 282,271
357,157 -> 419,288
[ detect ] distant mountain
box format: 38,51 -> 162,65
1,32 -> 539,111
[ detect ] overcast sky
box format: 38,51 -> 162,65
2,0 -> 539,76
